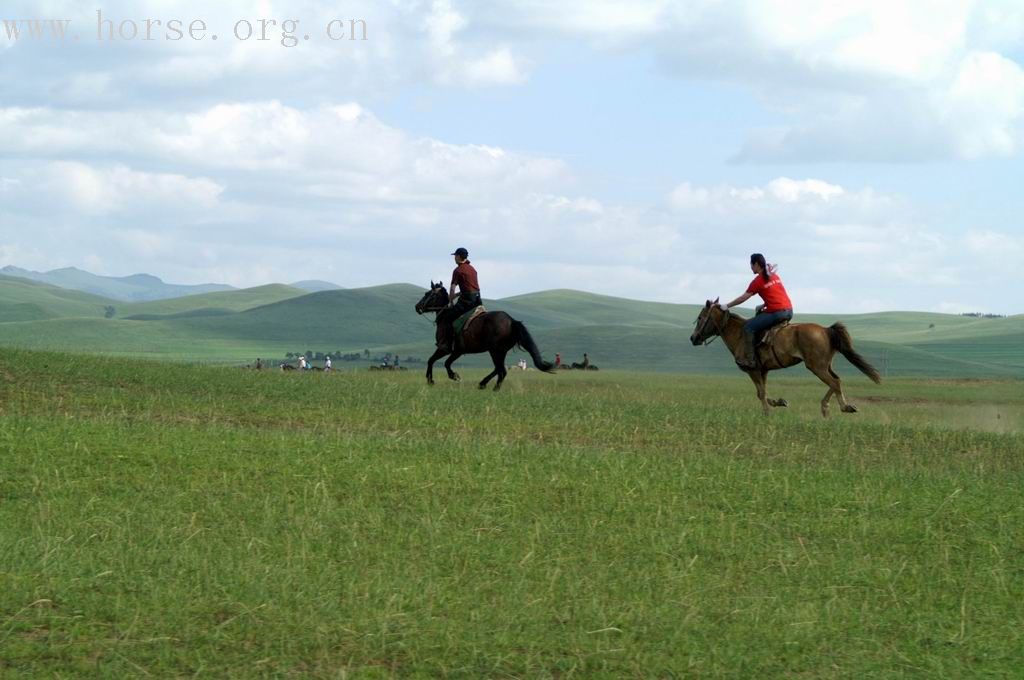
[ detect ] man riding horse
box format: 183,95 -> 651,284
435,247 -> 482,351
414,249 -> 555,390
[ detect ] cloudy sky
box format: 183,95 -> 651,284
2,1 -> 1023,313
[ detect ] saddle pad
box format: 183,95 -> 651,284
758,320 -> 790,347
454,305 -> 486,336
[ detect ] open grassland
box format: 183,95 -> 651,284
1,349 -> 1022,677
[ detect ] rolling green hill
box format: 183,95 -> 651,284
119,284 -> 305,318
0,274 -> 117,322
0,279 -> 1020,377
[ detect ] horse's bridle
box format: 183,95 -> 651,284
416,288 -> 449,315
694,307 -> 728,346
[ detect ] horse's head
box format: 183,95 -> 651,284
690,298 -> 726,345
415,280 -> 449,314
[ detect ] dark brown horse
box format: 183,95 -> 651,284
690,298 -> 881,416
415,282 -> 555,390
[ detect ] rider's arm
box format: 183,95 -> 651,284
724,292 -> 753,309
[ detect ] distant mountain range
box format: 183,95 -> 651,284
0,266 -> 234,302
0,266 -> 343,301
1,267 -> 1022,377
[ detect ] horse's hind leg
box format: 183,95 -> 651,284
828,366 -> 857,413
807,358 -> 854,417
479,350 -> 502,390
491,350 -> 509,391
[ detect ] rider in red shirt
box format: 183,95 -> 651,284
720,253 -> 794,369
436,247 -> 482,349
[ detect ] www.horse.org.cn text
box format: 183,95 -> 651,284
2,11 -> 368,47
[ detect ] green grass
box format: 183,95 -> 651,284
1,349 -> 1021,676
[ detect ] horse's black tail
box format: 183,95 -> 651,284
828,323 -> 881,384
511,320 -> 555,373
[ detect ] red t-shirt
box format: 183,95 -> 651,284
452,261 -> 480,293
746,273 -> 792,313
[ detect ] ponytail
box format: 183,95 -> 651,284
750,253 -> 771,282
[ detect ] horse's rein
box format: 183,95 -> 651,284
695,309 -> 727,346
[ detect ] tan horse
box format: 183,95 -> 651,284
690,299 -> 881,417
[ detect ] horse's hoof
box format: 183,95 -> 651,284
449,373 -> 461,382
493,384 -> 502,392
842,404 -> 858,413
776,399 -> 788,408
478,383 -> 487,390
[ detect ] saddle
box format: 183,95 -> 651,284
757,319 -> 786,348
454,305 -> 486,337
756,319 -> 790,348
452,307 -> 487,350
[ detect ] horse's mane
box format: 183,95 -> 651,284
725,311 -> 746,323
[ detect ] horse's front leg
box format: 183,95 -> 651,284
444,352 -> 463,382
425,347 -> 449,385
765,370 -> 788,408
747,370 -> 770,416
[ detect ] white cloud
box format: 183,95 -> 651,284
5,1 -> 1023,162
0,97 -> 1017,313
4,161 -> 223,216
463,0 -> 1024,161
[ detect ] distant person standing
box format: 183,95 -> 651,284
554,353 -> 561,368
325,356 -> 332,371
255,358 -> 262,370
393,356 -> 400,368
299,356 -> 307,370
582,353 -> 590,369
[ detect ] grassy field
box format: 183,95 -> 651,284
1,348 -> 1021,676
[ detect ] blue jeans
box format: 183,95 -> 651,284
740,309 -> 793,365
743,308 -> 793,338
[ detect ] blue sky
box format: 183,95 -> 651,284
1,1 -> 1023,313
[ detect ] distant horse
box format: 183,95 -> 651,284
690,298 -> 881,417
570,362 -> 599,371
415,281 -> 555,390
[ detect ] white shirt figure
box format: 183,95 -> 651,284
299,356 -> 307,369
325,357 -> 332,370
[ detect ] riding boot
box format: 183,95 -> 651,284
449,322 -> 460,352
436,324 -> 452,350
736,332 -> 758,369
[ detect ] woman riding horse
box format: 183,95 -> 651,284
720,253 -> 793,369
